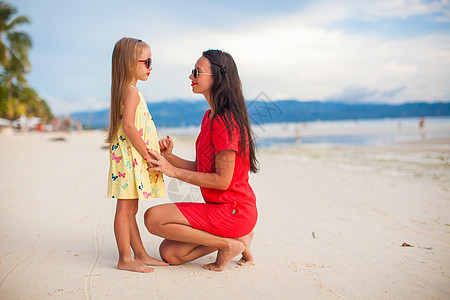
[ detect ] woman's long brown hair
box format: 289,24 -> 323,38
106,38 -> 148,144
202,50 -> 259,173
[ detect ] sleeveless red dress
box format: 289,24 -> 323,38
175,110 -> 257,238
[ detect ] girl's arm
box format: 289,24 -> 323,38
122,87 -> 152,161
159,136 -> 196,171
147,149 -> 235,190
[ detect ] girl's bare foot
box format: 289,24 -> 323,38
135,254 -> 169,266
118,259 -> 155,273
236,231 -> 255,266
203,240 -> 244,272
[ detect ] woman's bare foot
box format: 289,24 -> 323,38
236,231 -> 255,266
118,259 -> 155,273
203,240 -> 244,272
135,254 -> 169,266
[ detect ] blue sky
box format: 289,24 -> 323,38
11,0 -> 450,115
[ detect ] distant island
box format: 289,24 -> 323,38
70,100 -> 450,129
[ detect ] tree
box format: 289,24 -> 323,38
0,1 -> 32,98
0,1 -> 31,68
0,1 -> 53,123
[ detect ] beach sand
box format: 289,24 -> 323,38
0,130 -> 449,299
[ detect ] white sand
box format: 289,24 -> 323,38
0,130 -> 449,299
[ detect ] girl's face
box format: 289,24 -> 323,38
189,56 -> 213,100
136,46 -> 152,81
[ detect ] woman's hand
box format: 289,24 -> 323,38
147,149 -> 177,178
159,136 -> 174,157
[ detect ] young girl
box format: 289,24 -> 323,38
106,37 -> 167,273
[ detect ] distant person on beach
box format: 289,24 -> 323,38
75,121 -> 83,132
106,37 -> 168,273
145,50 -> 259,271
419,117 -> 426,129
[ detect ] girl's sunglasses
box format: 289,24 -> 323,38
138,58 -> 152,69
191,69 -> 212,79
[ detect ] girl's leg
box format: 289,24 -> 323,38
128,202 -> 168,266
114,199 -> 153,273
159,239 -> 217,265
144,203 -> 244,271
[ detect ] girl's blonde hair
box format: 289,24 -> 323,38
106,37 -> 149,143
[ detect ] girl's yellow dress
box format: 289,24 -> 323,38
107,89 -> 165,200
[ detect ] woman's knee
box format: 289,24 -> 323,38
159,240 -> 184,265
144,206 -> 161,235
144,204 -> 184,235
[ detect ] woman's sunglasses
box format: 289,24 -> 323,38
138,58 -> 152,69
191,69 -> 212,79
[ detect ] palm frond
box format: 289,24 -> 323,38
0,1 -> 17,26
7,31 -> 32,53
6,15 -> 31,30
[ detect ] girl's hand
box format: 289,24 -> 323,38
159,136 -> 174,157
143,153 -> 156,168
146,149 -> 177,178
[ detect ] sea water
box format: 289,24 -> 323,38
254,116 -> 450,148
160,116 -> 450,147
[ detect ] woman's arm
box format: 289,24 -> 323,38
164,153 -> 197,171
147,149 -> 235,190
121,87 -> 152,161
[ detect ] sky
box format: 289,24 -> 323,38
10,0 -> 450,115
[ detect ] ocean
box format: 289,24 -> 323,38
159,116 -> 450,148
253,116 -> 450,147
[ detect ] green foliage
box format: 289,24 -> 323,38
0,1 -> 53,122
0,76 -> 53,121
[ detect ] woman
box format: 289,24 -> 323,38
145,49 -> 258,271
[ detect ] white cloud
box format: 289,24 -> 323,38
44,94 -> 109,115
151,10 -> 450,103
384,62 -> 418,75
300,0 -> 450,23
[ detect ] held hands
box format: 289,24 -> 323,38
146,149 -> 177,178
145,136 -> 176,177
159,136 -> 173,157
